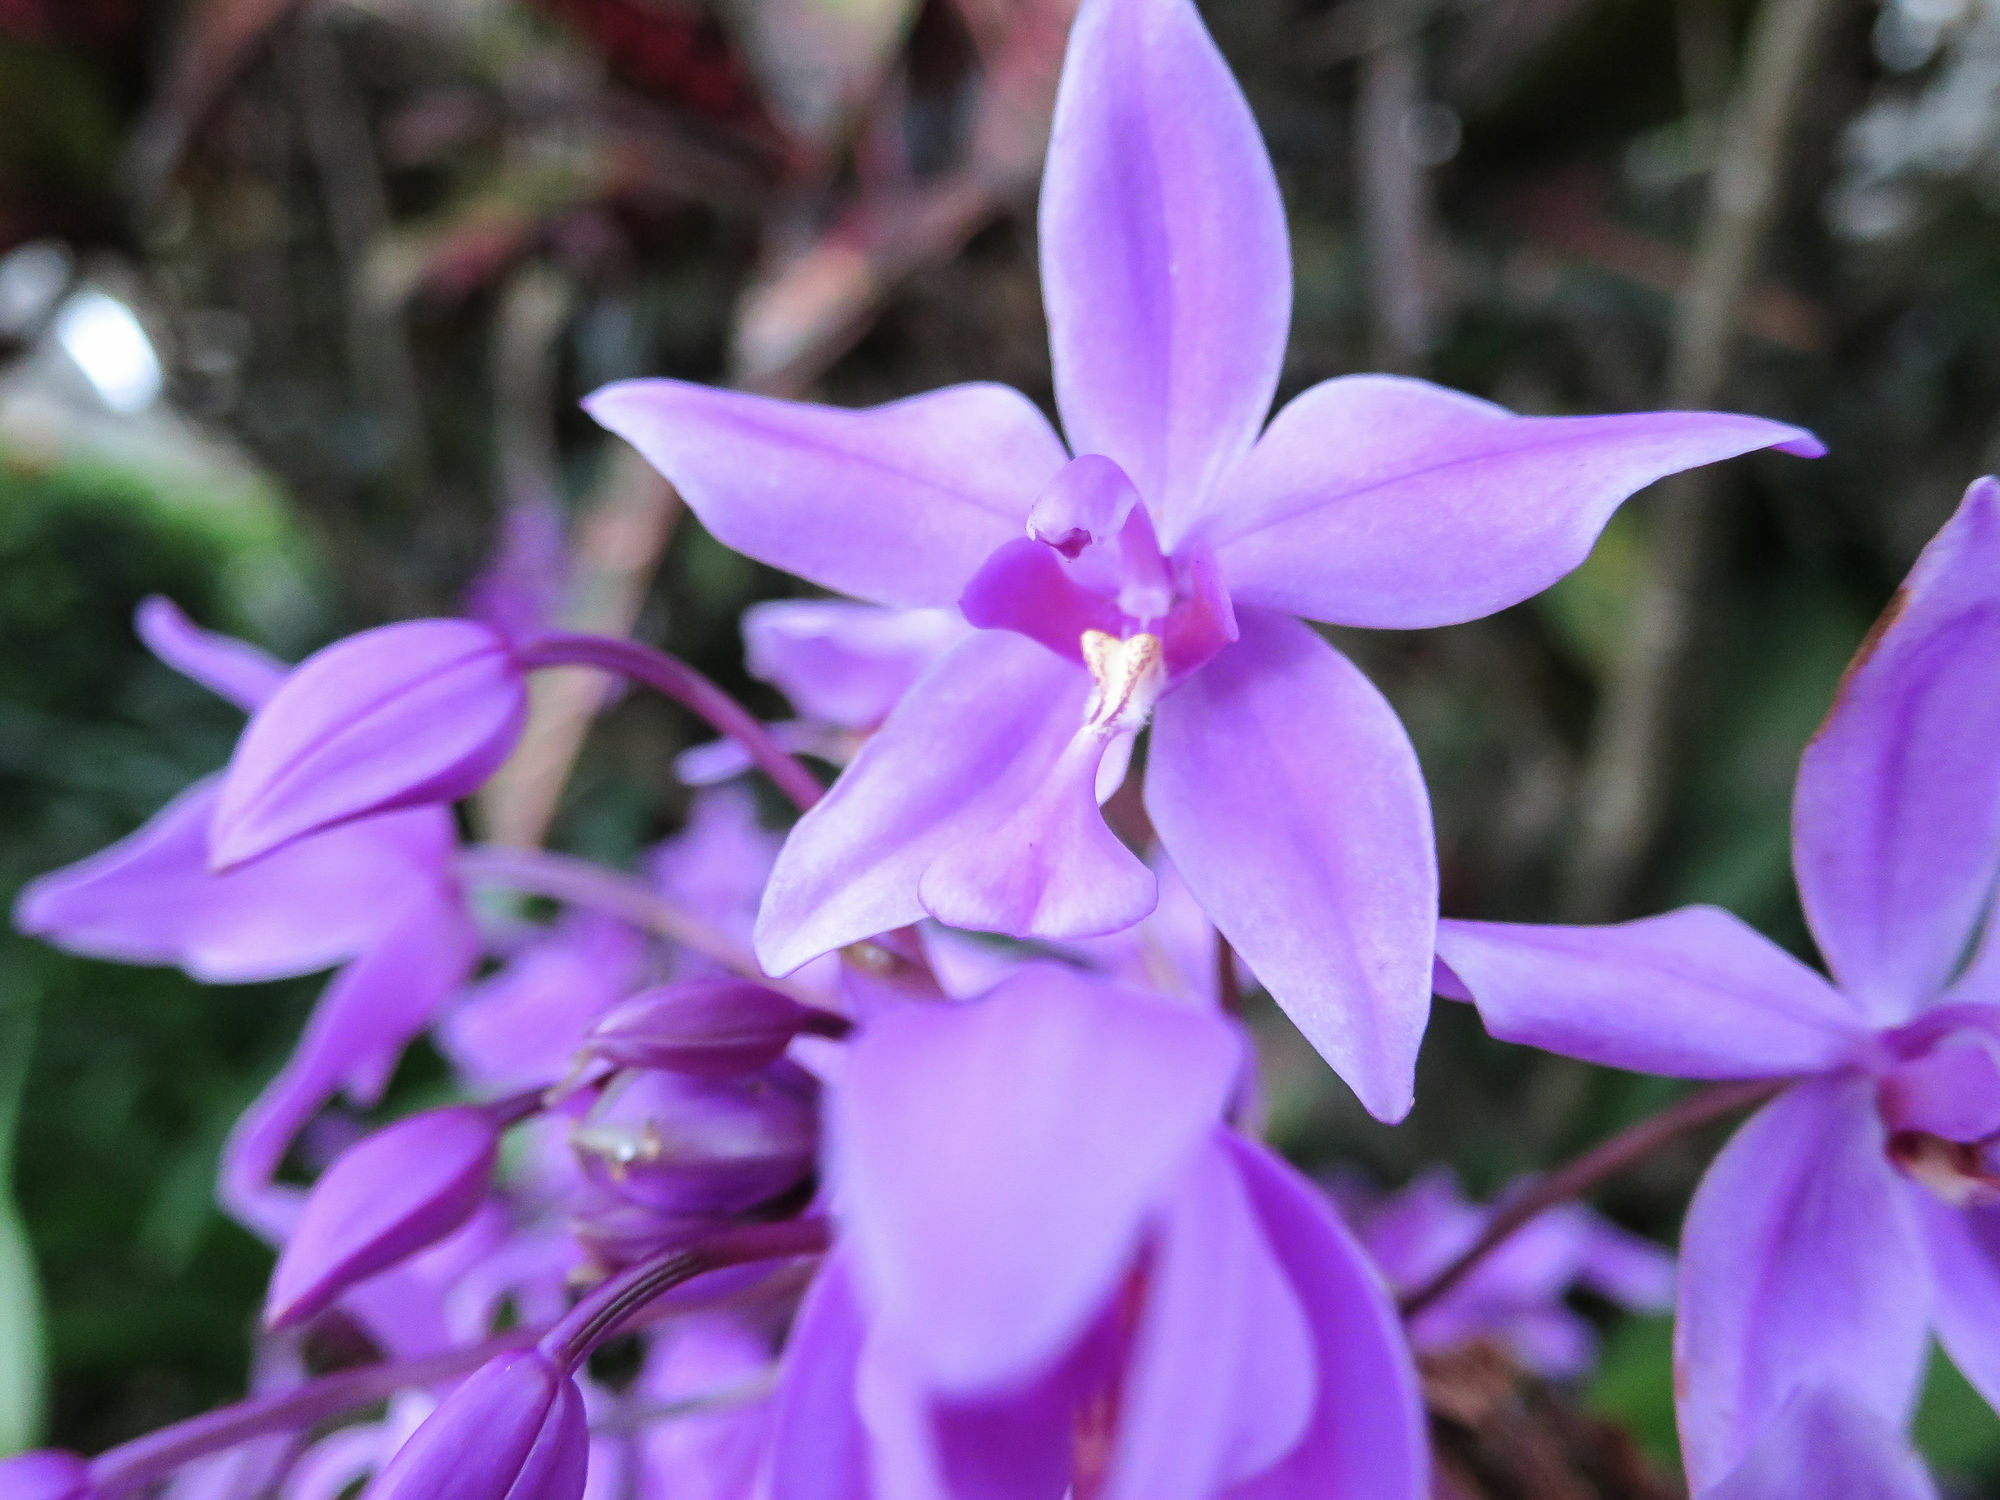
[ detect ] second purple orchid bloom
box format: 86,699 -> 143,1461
1437,477 -> 2000,1497
585,0 -> 1818,1120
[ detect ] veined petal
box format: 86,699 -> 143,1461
1913,1195 -> 2000,1415
14,778 -> 454,983
136,596 -> 286,711
1706,1385 -> 1941,1500
1147,609 -> 1435,1122
831,966 -> 1241,1394
584,381 -> 1068,608
212,620 -> 525,870
917,720 -> 1157,942
742,600 -> 969,728
1204,376 -> 1821,625
1219,1135 -> 1428,1500
1103,1137 -> 1314,1500
1794,476 -> 2000,1021
1675,1076 -> 1929,1494
1041,0 -> 1289,532
1435,906 -> 1869,1079
753,631 -> 1089,976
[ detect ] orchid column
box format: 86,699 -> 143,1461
585,0 -> 1819,1122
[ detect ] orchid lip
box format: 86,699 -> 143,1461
1082,629 -> 1165,732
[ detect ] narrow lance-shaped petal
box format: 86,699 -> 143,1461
211,620 -> 526,870
265,1104 -> 501,1331
831,966 -> 1241,1393
14,778 -> 455,984
1146,608 -> 1435,1122
1792,475 -> 2000,1020
1041,0 -> 1291,532
135,595 -> 286,711
583,381 -> 1069,608
1435,905 -> 1872,1079
741,600 -> 968,728
1675,1075 -> 1931,1494
1197,375 -> 1823,625
1909,1195 -> 2000,1416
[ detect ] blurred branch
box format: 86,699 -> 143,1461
1357,0 -> 1435,372
1561,0 -> 1839,919
126,0 -> 312,198
286,12 -> 433,490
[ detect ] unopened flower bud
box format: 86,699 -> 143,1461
582,979 -> 831,1079
211,620 -> 526,870
266,1105 -> 499,1330
0,1451 -> 89,1500
363,1350 -> 584,1500
572,1063 -> 817,1218
568,1191 -> 724,1274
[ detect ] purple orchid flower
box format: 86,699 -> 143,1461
1340,1168 -> 1674,1378
676,601 -> 969,786
763,965 -> 1427,1499
1706,1385 -> 1939,1500
584,0 -> 1819,1120
1434,477 -> 2000,1493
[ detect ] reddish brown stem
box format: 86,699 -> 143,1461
1399,1077 -> 1783,1318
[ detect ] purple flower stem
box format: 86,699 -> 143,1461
453,844 -> 823,1006
542,1216 -> 832,1372
517,632 -> 825,813
89,1330 -> 540,1498
1398,1077 -> 1784,1318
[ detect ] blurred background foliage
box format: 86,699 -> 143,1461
4,0 -> 2000,1490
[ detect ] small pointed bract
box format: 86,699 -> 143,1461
362,1351 -> 586,1500
266,1104 -> 500,1330
210,620 -> 526,870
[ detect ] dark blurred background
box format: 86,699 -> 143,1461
2,0 -> 1999,1489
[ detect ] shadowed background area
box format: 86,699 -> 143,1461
2,0 -> 1999,1491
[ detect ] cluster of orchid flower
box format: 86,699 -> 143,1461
3,0 -> 1995,1496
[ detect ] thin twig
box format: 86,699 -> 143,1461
1399,1078 -> 1781,1318
1562,0 -> 1840,919
1356,0 -> 1434,372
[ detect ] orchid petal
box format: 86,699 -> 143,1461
765,1260 -> 875,1500
1026,455 -> 1142,558
15,778 -> 454,983
1203,376 -> 1821,623
918,721 -> 1157,942
1794,477 -> 2000,1020
1912,1195 -> 2000,1415
136,596 -> 286,711
753,631 -> 1089,975
584,381 -> 1068,608
742,601 -> 969,728
1041,0 -> 1288,532
220,893 -> 480,1235
1706,1385 -> 1940,1500
1147,608 -> 1435,1122
212,621 -> 525,869
1220,1135 -> 1428,1500
1675,1076 -> 1929,1494
831,965 -> 1240,1393
1104,1137 -> 1314,1500
1878,1034 -> 2000,1141
1436,906 -> 1869,1078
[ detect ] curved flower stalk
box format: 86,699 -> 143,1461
1338,1168 -> 1674,1377
585,0 -> 1819,1121
765,966 -> 1428,1499
675,601 -> 970,786
1435,477 -> 2000,1495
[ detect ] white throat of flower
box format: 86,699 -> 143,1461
1082,629 -> 1164,734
